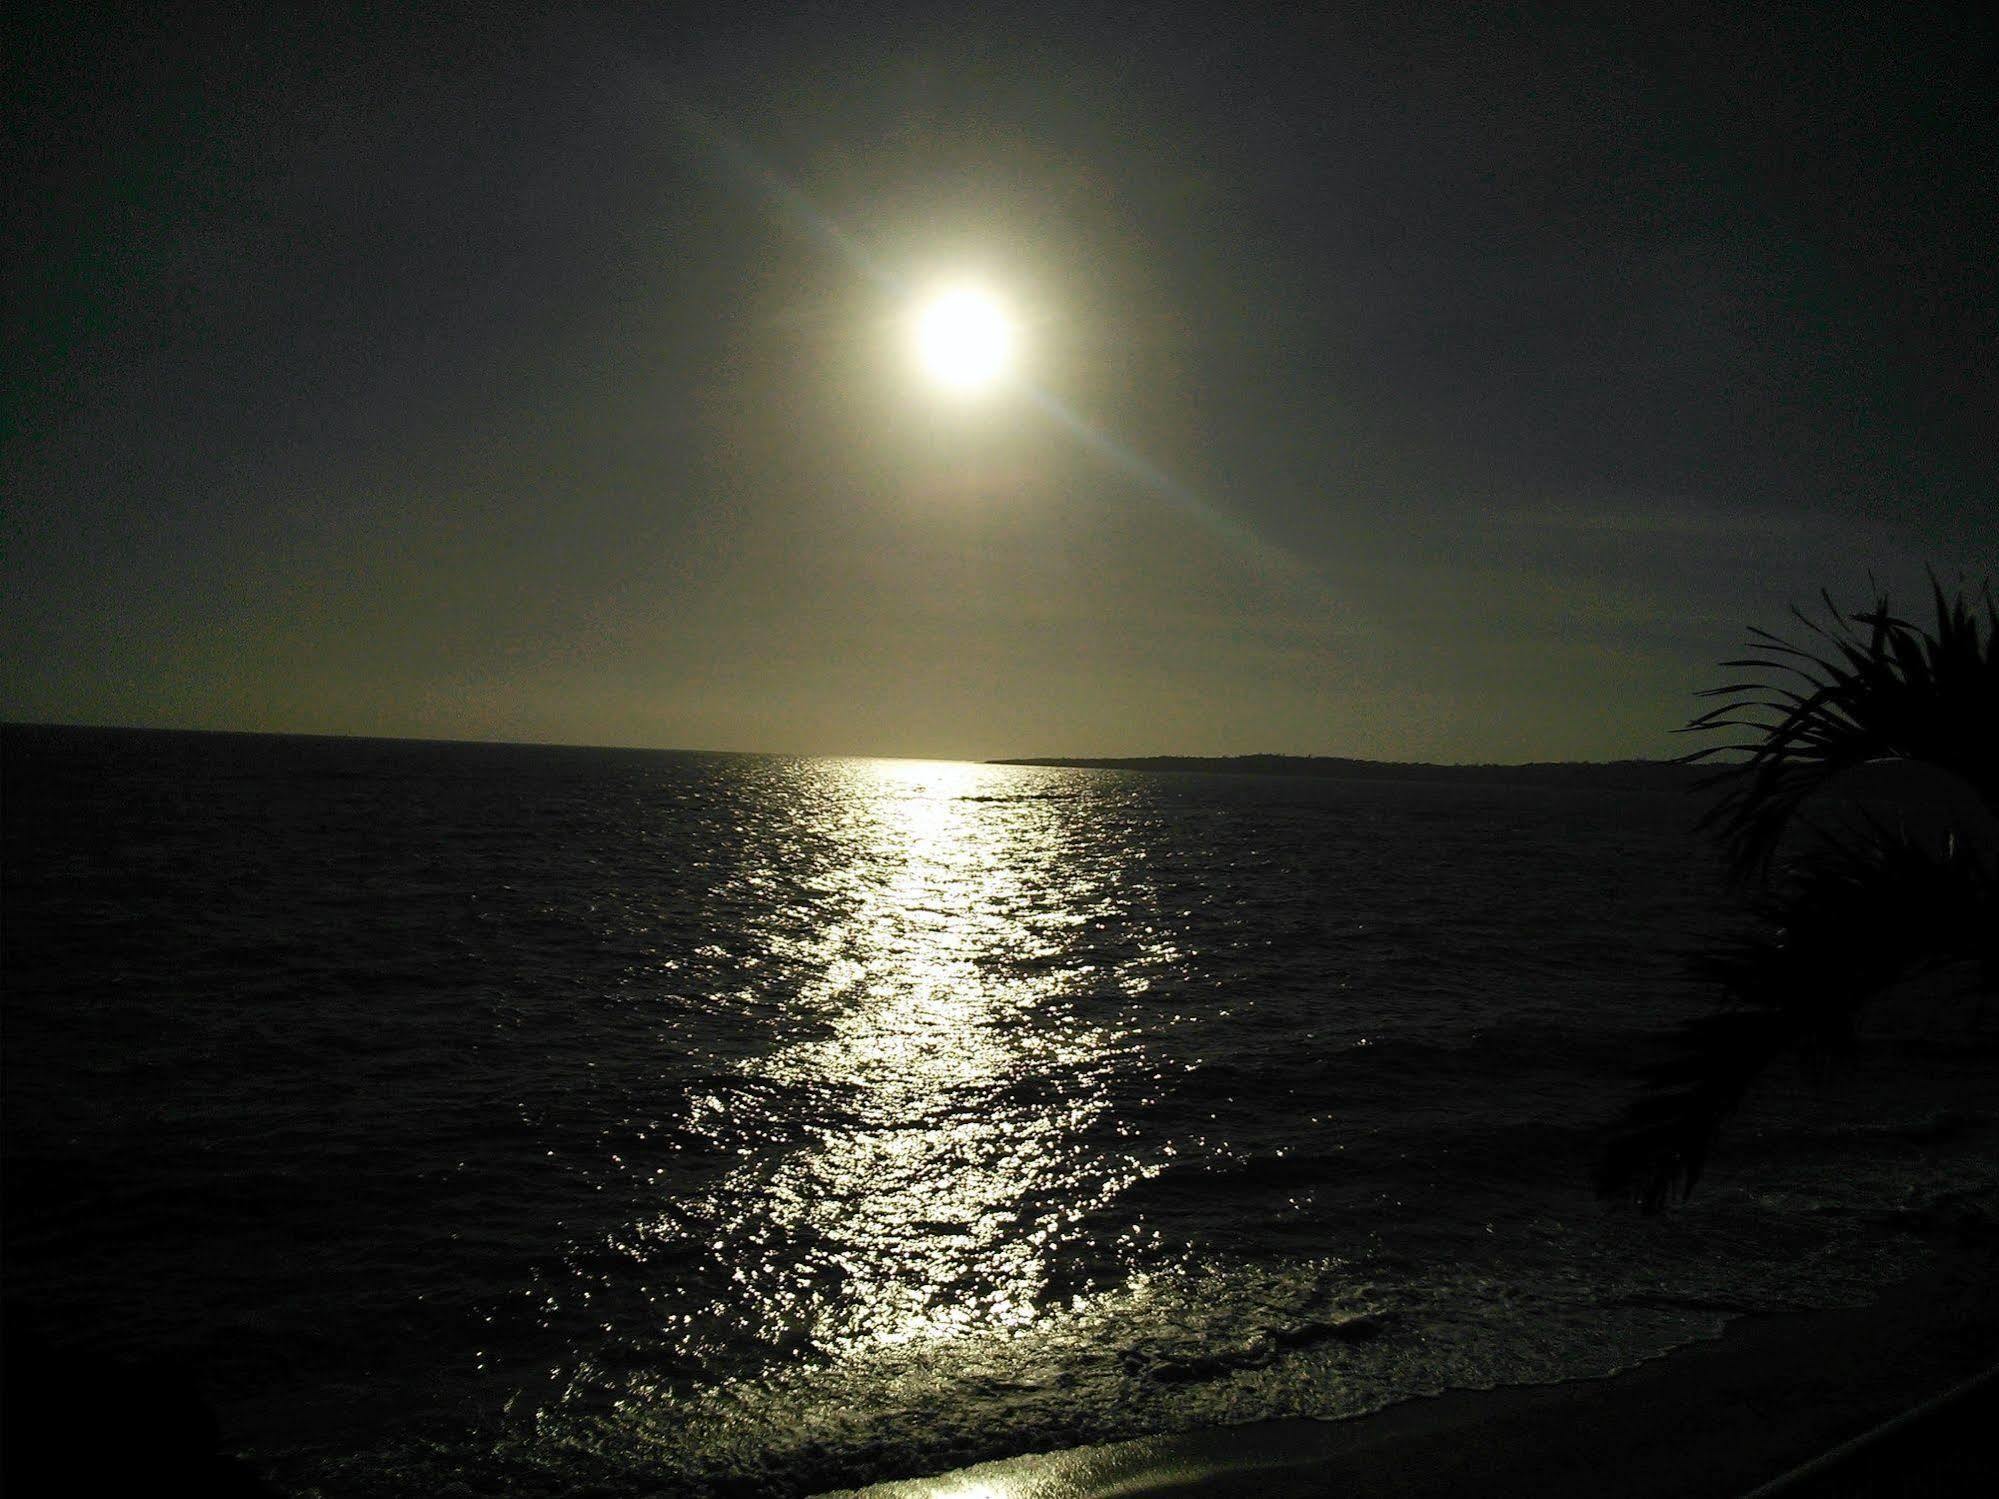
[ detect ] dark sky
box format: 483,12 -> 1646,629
6,2 -> 1994,761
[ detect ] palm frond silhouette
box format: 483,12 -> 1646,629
1601,578 -> 1999,1209
1682,576 -> 1999,882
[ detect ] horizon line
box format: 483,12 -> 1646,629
1,718 -> 1694,772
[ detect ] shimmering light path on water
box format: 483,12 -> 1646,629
650,760 -> 1163,1361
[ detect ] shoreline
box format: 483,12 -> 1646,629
824,1236 -> 1999,1499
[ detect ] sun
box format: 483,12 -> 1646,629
912,285 -> 1015,393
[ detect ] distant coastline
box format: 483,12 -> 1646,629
988,753 -> 1708,792
2,726 -> 1711,792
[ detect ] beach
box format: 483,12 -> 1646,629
831,1238 -> 1999,1498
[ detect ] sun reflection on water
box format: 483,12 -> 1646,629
529,755 -> 1190,1470
728,758 -> 1140,1352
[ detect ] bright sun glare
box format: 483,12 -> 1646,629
913,286 -> 1015,393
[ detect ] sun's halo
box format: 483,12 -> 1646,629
912,286 -> 1015,393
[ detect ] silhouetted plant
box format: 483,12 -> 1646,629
1600,579 -> 1999,1209
1683,577 -> 1999,882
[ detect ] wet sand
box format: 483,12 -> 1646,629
827,1238 -> 1999,1499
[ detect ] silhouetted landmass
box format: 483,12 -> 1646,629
989,754 -> 1708,793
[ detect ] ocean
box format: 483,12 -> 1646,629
5,725 -> 1995,1495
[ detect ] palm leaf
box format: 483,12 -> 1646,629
1680,577 -> 1999,882
1602,574 -> 1999,1210
1599,830 -> 1998,1208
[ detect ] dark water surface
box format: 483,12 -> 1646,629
5,726 -> 1995,1495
